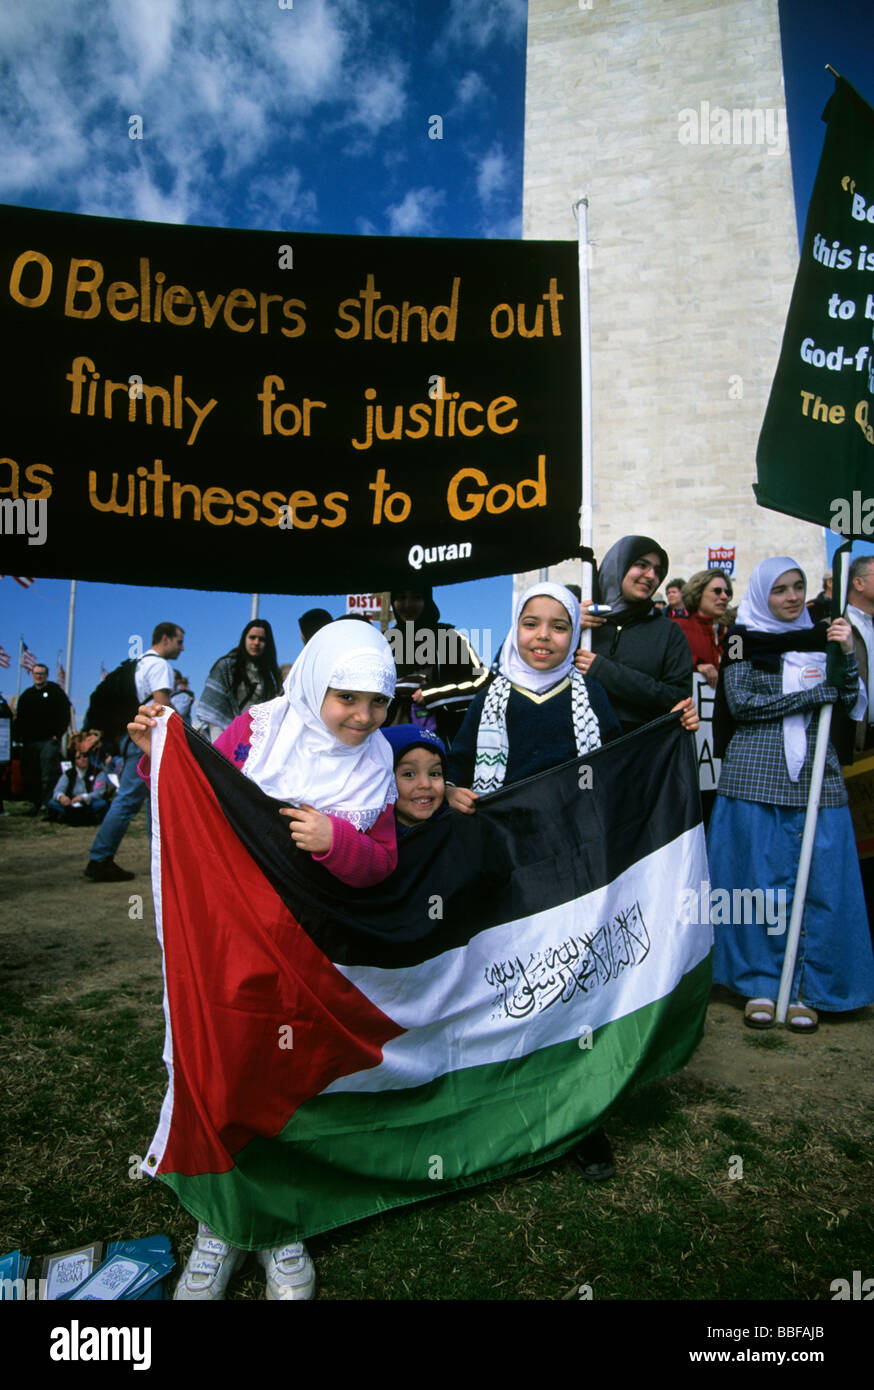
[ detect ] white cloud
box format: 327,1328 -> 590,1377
348,58 -> 408,133
478,210 -> 522,240
107,0 -> 179,87
245,167 -> 318,231
475,142 -> 509,204
456,71 -> 487,107
0,0 -> 375,225
386,186 -> 445,236
440,0 -> 527,52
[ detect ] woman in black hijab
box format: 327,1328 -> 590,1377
575,535 -> 694,733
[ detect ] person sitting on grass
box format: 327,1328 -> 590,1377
45,736 -> 112,825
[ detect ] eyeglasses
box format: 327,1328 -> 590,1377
708,587 -> 731,596
631,561 -> 663,577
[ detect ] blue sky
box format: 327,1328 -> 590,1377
2,0 -> 873,713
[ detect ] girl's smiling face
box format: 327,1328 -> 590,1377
517,596 -> 573,671
394,747 -> 445,825
320,688 -> 390,745
768,569 -> 806,622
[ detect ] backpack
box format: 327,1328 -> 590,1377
84,657 -> 143,742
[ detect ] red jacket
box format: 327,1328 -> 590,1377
673,612 -> 722,670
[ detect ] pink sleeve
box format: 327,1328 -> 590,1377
138,710 -> 254,785
312,803 -> 398,887
214,712 -> 255,767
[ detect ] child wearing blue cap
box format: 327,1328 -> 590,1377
381,725 -> 449,839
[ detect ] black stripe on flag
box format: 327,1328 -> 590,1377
180,714 -> 700,968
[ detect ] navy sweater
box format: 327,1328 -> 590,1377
446,675 -> 621,789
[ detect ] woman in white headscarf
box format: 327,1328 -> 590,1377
445,581 -> 622,800
709,556 -> 874,1033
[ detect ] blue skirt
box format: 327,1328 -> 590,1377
708,796 -> 874,1012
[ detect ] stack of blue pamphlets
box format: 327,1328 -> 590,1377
58,1236 -> 174,1301
0,1250 -> 31,1298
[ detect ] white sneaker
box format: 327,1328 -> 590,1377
173,1222 -> 246,1300
256,1242 -> 316,1300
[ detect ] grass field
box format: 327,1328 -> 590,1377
2,806 -> 873,1301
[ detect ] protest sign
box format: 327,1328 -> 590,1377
0,205 -> 582,592
756,77 -> 874,535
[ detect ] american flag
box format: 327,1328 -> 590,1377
20,642 -> 36,673
0,645 -> 10,670
1,576 -> 35,589
56,650 -> 66,689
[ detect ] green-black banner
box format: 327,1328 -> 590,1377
756,76 -> 874,538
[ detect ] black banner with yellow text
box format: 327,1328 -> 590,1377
0,204 -> 581,592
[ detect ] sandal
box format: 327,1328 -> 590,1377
786,1004 -> 819,1034
743,997 -> 776,1030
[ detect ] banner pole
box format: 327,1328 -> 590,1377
250,594 -> 259,621
775,542 -> 851,1022
573,194 -> 594,651
65,578 -> 76,730
16,637 -> 24,703
775,702 -> 831,1022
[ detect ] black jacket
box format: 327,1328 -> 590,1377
13,682 -> 71,742
588,611 -> 692,732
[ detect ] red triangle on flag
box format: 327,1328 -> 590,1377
153,717 -> 404,1177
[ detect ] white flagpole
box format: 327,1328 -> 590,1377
16,637 -> 24,702
775,543 -> 849,1022
573,194 -> 594,650
65,579 -> 77,724
250,593 -> 259,621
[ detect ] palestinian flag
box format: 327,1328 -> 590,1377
143,712 -> 712,1247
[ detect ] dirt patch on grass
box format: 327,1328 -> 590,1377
1,808 -> 163,1007
688,988 -> 874,1124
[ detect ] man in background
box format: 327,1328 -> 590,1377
665,579 -> 688,619
807,570 -> 833,623
13,662 -> 71,814
846,556 -> 874,754
170,672 -> 195,725
84,622 -> 184,882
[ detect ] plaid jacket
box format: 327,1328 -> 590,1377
716,655 -> 859,808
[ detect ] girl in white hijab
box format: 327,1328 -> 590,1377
131,618 -> 399,885
444,582 -> 623,1182
445,580 -> 621,800
127,616 -> 398,1303
709,556 -> 874,1033
243,618 -> 397,833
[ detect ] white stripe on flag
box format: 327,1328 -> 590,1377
326,826 -> 711,1094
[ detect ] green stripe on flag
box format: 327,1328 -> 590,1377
161,954 -> 711,1248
